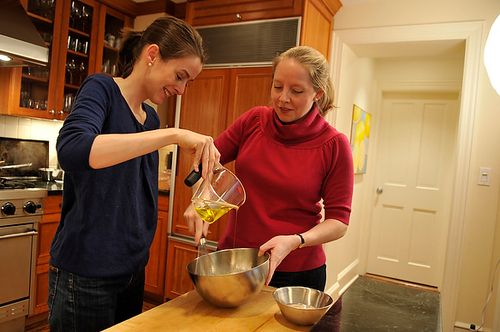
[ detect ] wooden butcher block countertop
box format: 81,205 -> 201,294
104,286 -> 312,332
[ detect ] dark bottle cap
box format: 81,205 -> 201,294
184,163 -> 202,187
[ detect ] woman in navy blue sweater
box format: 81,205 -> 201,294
49,16 -> 219,332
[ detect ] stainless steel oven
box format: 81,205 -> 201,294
0,186 -> 47,332
0,137 -> 50,331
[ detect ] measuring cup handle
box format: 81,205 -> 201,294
184,163 -> 202,187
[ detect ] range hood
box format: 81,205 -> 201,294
0,0 -> 49,67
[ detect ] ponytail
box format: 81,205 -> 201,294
118,30 -> 143,78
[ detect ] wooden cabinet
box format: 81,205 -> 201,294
0,0 -> 134,121
185,0 -> 341,59
164,239 -> 199,300
170,66 -> 273,243
0,0 -> 61,120
171,68 -> 230,242
144,194 -> 169,301
95,5 -> 133,76
301,0 -> 336,59
166,67 -> 273,299
185,0 -> 303,26
33,194 -> 62,315
3,0 -> 101,120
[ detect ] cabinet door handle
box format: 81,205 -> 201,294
235,13 -> 242,20
49,109 -> 55,115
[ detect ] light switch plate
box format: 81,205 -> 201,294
478,167 -> 491,186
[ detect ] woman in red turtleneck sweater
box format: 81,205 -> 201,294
185,46 -> 354,291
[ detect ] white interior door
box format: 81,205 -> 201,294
367,92 -> 459,287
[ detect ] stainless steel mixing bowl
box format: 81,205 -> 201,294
187,248 -> 270,308
273,286 -> 334,325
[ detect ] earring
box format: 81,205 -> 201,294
148,62 -> 152,67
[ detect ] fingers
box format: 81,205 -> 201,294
202,222 -> 210,238
259,242 -> 271,254
199,139 -> 220,180
266,261 -> 277,285
184,204 -> 207,245
194,217 -> 204,244
183,205 -> 196,233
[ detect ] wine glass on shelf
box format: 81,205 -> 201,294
66,59 -> 77,85
81,6 -> 91,33
70,1 -> 81,30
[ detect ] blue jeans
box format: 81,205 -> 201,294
48,265 -> 145,332
269,264 -> 327,291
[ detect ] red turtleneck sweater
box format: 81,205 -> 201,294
215,106 -> 354,272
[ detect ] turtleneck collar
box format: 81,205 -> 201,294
265,105 -> 330,145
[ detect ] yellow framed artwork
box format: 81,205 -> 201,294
350,104 -> 371,174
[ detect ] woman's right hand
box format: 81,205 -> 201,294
184,204 -> 209,244
176,129 -> 220,180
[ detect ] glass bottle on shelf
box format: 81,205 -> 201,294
78,61 -> 86,84
100,10 -> 126,76
18,0 -> 56,116
66,59 -> 77,85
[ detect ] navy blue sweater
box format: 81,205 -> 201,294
51,74 -> 160,277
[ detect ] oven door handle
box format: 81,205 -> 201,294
0,230 -> 38,240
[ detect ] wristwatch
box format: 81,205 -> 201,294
296,233 -> 305,249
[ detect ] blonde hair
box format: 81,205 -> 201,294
272,46 -> 335,116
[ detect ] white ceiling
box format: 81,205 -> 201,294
348,39 -> 466,59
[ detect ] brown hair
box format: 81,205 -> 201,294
272,46 -> 335,116
118,16 -> 205,78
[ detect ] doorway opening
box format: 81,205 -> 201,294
333,21 -> 483,329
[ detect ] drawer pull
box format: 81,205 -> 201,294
0,230 -> 38,240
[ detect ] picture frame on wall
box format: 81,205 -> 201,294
350,104 -> 371,174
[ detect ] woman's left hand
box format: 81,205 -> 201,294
258,235 -> 301,285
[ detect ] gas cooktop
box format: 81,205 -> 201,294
0,177 -> 39,189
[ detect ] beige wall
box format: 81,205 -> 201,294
324,46 -> 377,296
333,0 -> 500,330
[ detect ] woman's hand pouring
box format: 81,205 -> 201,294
176,129 -> 220,180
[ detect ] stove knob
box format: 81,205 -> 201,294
24,201 -> 40,214
1,202 -> 16,216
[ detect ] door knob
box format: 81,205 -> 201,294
376,187 -> 383,194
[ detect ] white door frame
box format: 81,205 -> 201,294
332,21 -> 484,331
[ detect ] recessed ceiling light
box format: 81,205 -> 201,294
485,14 -> 500,95
0,54 -> 12,62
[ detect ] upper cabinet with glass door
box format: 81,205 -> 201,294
14,0 -> 62,119
59,0 -> 99,119
95,6 -> 133,78
7,0 -> 99,120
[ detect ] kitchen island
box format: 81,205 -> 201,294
104,286 -> 341,331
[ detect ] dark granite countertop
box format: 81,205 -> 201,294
35,181 -> 169,196
33,180 -> 64,195
312,276 -> 441,331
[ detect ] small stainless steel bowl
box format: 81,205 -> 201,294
187,248 -> 270,308
273,286 -> 334,325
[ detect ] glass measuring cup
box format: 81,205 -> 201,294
191,167 -> 246,224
